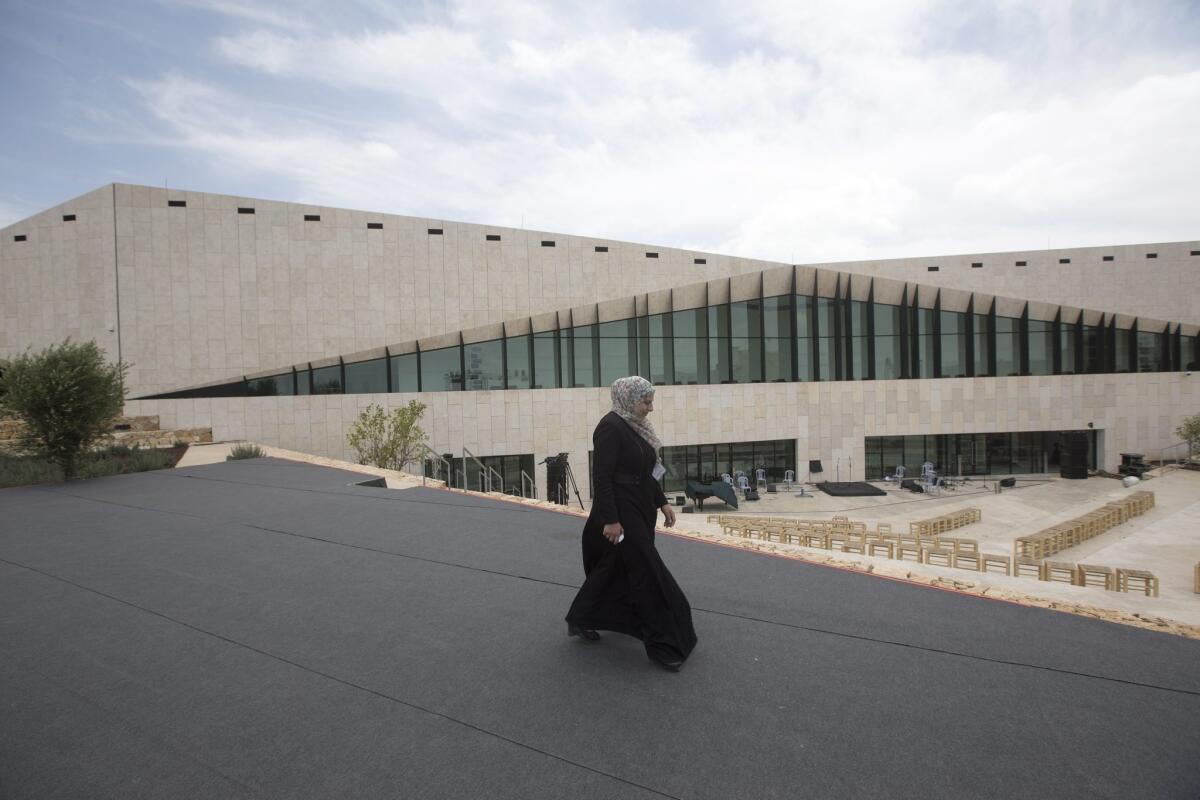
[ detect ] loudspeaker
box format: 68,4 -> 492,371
1060,465 -> 1088,479
999,477 -> 1016,488
766,484 -> 778,493
546,458 -> 568,505
809,460 -> 824,473
900,478 -> 919,491
682,506 -> 695,514
744,490 -> 760,501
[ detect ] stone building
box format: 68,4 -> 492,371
3,184 -> 1198,500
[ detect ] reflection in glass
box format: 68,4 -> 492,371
1136,330 -> 1163,372
874,303 -> 902,380
995,316 -> 1019,376
1083,324 -> 1104,373
1115,328 -> 1132,372
973,313 -> 991,377
599,319 -> 638,386
465,339 -> 505,390
1028,320 -> 1053,376
914,308 -> 935,379
312,365 -> 343,394
672,308 -> 707,385
421,346 -> 463,391
505,335 -> 532,389
939,310 -> 967,378
532,331 -> 559,388
795,295 -> 814,381
849,300 -> 868,379
816,297 -> 836,380
390,353 -> 419,392
344,359 -> 387,394
1060,324 -> 1078,374
730,300 -> 763,383
572,325 -> 597,387
763,296 -> 793,382
708,305 -> 731,383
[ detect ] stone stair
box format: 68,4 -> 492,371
0,414 -> 211,452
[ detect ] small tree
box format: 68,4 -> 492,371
346,401 -> 428,472
1177,412 -> 1200,454
0,339 -> 128,479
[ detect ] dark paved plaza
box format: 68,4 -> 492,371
2,459 -> 1198,799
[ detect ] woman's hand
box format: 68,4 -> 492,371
602,522 -> 624,543
660,504 -> 676,528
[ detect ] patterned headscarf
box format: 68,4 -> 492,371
610,376 -> 663,456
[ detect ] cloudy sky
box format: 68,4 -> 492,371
2,0 -> 1198,263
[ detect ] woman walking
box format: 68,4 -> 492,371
565,376 -> 698,671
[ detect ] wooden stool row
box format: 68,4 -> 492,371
1013,491 -> 1155,561
1013,560 -> 1159,595
908,507 -> 982,537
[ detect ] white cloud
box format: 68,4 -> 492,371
128,0 -> 1200,262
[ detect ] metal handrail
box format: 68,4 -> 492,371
462,446 -> 490,492
485,464 -> 504,494
1159,440 -> 1193,465
520,469 -> 537,499
420,445 -> 451,487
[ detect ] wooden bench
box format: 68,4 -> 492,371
980,553 -> 1011,576
1044,561 -> 1078,585
1116,568 -> 1159,597
1077,564 -> 1115,591
1014,557 -> 1043,579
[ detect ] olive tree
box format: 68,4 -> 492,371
346,401 -> 428,472
0,339 -> 128,479
1177,412 -> 1200,455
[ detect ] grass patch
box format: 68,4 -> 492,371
0,444 -> 189,489
227,443 -> 265,460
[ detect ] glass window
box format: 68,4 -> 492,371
795,295 -> 814,382
1059,323 -> 1078,374
312,365 -> 343,394
247,372 -> 293,396
464,339 -> 505,390
995,316 -> 1019,376
1184,335 -> 1198,371
344,358 -> 387,393
763,296 -> 793,382
973,313 -> 991,377
295,368 -> 311,395
505,335 -> 531,389
815,297 -> 836,380
848,300 -> 868,380
939,310 -> 967,378
1028,319 -> 1053,376
672,308 -> 707,385
1137,330 -> 1164,372
874,303 -> 902,380
708,305 -> 731,383
730,300 -> 763,383
914,308 -> 935,379
532,331 -> 559,389
644,314 -> 674,385
1083,324 -> 1104,373
598,319 -> 638,386
421,345 -> 463,391
572,324 -> 597,388
390,353 -> 419,392
1115,327 -> 1133,372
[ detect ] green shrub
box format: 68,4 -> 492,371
346,401 -> 428,471
227,442 -> 265,460
0,339 -> 127,479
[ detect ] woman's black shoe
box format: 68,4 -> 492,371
649,654 -> 683,672
567,623 -> 600,642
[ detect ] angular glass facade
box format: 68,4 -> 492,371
144,282 -> 1199,400
864,430 -> 1097,480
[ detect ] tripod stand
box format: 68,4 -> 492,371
543,453 -> 586,511
561,460 -> 585,511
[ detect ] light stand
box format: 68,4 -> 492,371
562,459 -> 586,511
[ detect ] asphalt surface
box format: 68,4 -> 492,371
2,458 -> 1199,799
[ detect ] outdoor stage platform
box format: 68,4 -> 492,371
815,480 -> 888,497
2,459 -> 1198,798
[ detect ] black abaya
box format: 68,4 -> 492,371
565,412 -> 698,664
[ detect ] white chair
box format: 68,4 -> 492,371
783,469 -> 795,489
755,468 -> 767,488
737,475 -> 751,493
721,473 -> 733,485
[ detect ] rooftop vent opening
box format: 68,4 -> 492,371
694,258 -> 706,264
927,266 -> 939,272
486,234 -> 501,241
1191,250 -> 1200,256
971,262 -> 983,268
594,245 -> 608,253
62,214 -> 76,222
646,252 -> 659,259
13,234 -> 26,242
367,222 -> 383,230
1059,258 -> 1070,264
1146,252 -> 1157,259
238,207 -> 255,215
541,240 -> 555,247
1015,260 -> 1027,266
428,228 -> 443,235
168,199 -> 186,208
303,214 -> 320,222
1103,255 -> 1114,261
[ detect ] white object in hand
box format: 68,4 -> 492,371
617,533 -> 625,543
